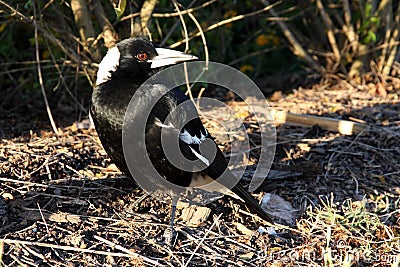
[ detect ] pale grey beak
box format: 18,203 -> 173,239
150,48 -> 198,69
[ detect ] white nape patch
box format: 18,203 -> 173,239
179,129 -> 206,144
189,146 -> 210,166
96,46 -> 120,86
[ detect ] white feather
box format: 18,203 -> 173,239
179,129 -> 206,144
189,147 -> 210,166
96,46 -> 120,86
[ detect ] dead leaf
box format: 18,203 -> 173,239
48,212 -> 81,224
261,193 -> 298,225
106,163 -> 120,172
234,222 -> 254,235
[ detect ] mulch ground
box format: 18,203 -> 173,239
0,83 -> 399,266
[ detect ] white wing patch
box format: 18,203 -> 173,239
96,46 -> 120,86
180,128 -> 210,166
189,147 -> 210,166
156,122 -> 210,166
179,128 -> 207,144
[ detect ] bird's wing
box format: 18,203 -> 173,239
150,86 -> 273,223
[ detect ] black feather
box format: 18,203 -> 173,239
90,37 -> 274,224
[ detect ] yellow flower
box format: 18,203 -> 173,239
42,50 -> 50,59
256,34 -> 269,46
0,22 -> 8,33
240,65 -> 255,73
224,10 -> 237,19
223,10 -> 237,28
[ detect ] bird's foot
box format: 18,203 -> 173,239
163,227 -> 177,247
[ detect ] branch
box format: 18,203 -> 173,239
377,0 -> 392,73
342,0 -> 358,52
0,0 -> 81,63
140,0 -> 157,37
92,0 -> 119,49
260,0 -> 324,73
32,0 -> 59,135
172,0 -> 189,51
170,1 -> 281,49
315,0 -> 341,68
188,12 -> 209,64
70,0 -> 100,61
272,111 -> 367,135
1,238 -> 162,265
382,3 -> 400,76
118,0 -> 217,22
129,0 -> 157,37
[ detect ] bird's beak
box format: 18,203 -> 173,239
150,48 -> 198,69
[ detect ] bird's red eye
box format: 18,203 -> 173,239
136,52 -> 148,61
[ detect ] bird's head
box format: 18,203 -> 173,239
96,38 -> 198,86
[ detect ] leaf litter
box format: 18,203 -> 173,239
0,85 -> 399,266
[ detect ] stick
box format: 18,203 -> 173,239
1,239 -> 160,265
183,214 -> 222,267
93,235 -> 162,266
272,110 -> 367,135
32,0 -> 59,135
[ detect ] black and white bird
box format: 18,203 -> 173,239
91,38 -> 273,244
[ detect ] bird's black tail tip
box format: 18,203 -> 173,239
232,185 -> 274,224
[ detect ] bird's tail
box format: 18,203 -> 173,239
231,184 -> 274,224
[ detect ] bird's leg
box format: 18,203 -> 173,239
164,194 -> 179,247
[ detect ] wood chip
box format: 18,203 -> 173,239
180,206 -> 211,227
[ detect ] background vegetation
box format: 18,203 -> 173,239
0,1 -> 399,266
1,0 -> 399,135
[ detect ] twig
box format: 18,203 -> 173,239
172,0 -> 189,52
1,239 -> 146,259
272,110 -> 368,135
178,229 -> 216,254
377,0 -> 393,74
154,0 -> 216,18
229,46 -> 277,65
342,0 -> 358,52
170,1 -> 281,49
187,12 -> 209,65
315,0 -> 340,67
42,37 -> 88,114
37,203 -> 50,236
92,0 -> 118,49
32,0 -> 59,136
93,235 -> 162,266
0,0 -> 81,63
171,0 -> 193,103
183,214 -> 221,267
260,0 -> 324,73
160,0 -> 198,46
9,254 -> 30,267
20,245 -> 45,263
119,0 -> 216,23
